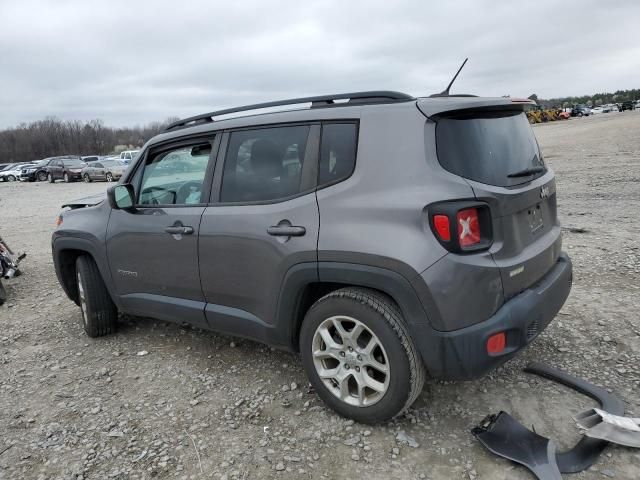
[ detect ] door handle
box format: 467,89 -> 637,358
165,225 -> 194,235
267,225 -> 306,237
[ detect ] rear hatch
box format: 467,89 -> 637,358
421,100 -> 562,300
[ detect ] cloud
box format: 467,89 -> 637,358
1,0 -> 638,128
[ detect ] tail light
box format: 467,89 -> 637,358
429,201 -> 492,253
457,208 -> 481,247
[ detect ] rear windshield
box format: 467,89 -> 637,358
435,111 -> 545,187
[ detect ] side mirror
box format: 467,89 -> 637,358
108,184 -> 135,210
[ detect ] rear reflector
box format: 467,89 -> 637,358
457,208 -> 481,247
433,215 -> 451,241
487,332 -> 506,354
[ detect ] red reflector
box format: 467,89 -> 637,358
487,332 -> 506,354
457,208 -> 481,247
433,215 -> 451,241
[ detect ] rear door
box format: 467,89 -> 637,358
199,124 -> 319,333
106,136 -> 218,328
93,162 -> 105,179
434,109 -> 561,299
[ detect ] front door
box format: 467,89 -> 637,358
199,125 -> 320,338
106,137 -> 217,328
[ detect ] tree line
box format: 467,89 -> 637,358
530,88 -> 640,109
0,117 -> 178,164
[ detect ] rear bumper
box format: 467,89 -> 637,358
414,252 -> 572,380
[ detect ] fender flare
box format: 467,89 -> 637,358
275,261 -> 433,351
52,235 -> 121,309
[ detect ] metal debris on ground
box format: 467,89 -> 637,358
574,408 -> 640,448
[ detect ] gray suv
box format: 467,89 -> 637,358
52,91 -> 572,423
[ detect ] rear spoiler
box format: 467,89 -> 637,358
417,96 -> 534,119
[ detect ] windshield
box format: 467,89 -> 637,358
435,111 -> 545,187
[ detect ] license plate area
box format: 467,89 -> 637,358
528,204 -> 544,234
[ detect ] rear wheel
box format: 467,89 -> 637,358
63,172 -> 70,183
300,288 -> 425,424
75,255 -> 117,337
106,172 -> 114,182
48,173 -> 55,183
83,173 -> 91,183
0,280 -> 6,305
37,171 -> 47,181
6,175 -> 15,182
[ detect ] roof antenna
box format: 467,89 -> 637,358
432,58 -> 468,97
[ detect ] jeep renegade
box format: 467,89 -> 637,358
52,91 -> 572,423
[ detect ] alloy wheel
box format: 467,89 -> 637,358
311,315 -> 390,407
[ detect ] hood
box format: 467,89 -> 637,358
61,192 -> 106,209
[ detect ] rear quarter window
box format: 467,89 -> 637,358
318,123 -> 358,187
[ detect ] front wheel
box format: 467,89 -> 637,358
75,255 -> 117,337
6,175 -> 15,182
48,173 -> 55,183
300,288 -> 425,424
63,172 -> 70,183
37,171 -> 47,181
83,173 -> 91,183
106,172 -> 114,182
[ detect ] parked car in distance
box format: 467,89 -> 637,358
82,159 -> 127,182
0,163 -> 20,174
119,150 -> 139,164
45,157 -> 86,183
591,106 -> 604,114
19,162 -> 43,181
81,155 -> 100,163
53,91 -> 572,423
621,101 -> 634,112
0,163 -> 31,182
571,104 -> 591,116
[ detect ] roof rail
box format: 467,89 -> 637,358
164,91 -> 414,132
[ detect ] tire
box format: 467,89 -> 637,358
37,171 -> 47,182
7,175 -> 15,182
75,255 -> 117,337
300,287 -> 425,424
106,172 -> 113,182
63,172 -> 70,183
48,173 -> 55,183
0,280 -> 6,306
83,173 -> 91,183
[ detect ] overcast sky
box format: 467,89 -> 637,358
1,0 -> 639,128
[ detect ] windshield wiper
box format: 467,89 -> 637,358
507,166 -> 546,178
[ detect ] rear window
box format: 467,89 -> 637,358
435,111 -> 544,187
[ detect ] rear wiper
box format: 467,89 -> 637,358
507,166 -> 546,178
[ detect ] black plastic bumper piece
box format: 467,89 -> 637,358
524,362 -> 625,473
473,411 -> 562,480
415,252 -> 572,379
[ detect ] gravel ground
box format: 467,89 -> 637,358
1,112 -> 639,480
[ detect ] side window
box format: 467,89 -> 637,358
124,152 -> 132,160
138,142 -> 212,206
318,123 -> 358,187
220,125 -> 310,203
94,163 -> 103,168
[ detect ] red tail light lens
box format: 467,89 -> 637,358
487,332 -> 506,354
456,208 -> 481,247
433,215 -> 451,241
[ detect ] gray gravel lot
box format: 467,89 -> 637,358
0,112 -> 639,479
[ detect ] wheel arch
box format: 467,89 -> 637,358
52,237 -> 120,308
276,262 -> 432,352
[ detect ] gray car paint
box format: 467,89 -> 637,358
53,94 -> 571,378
